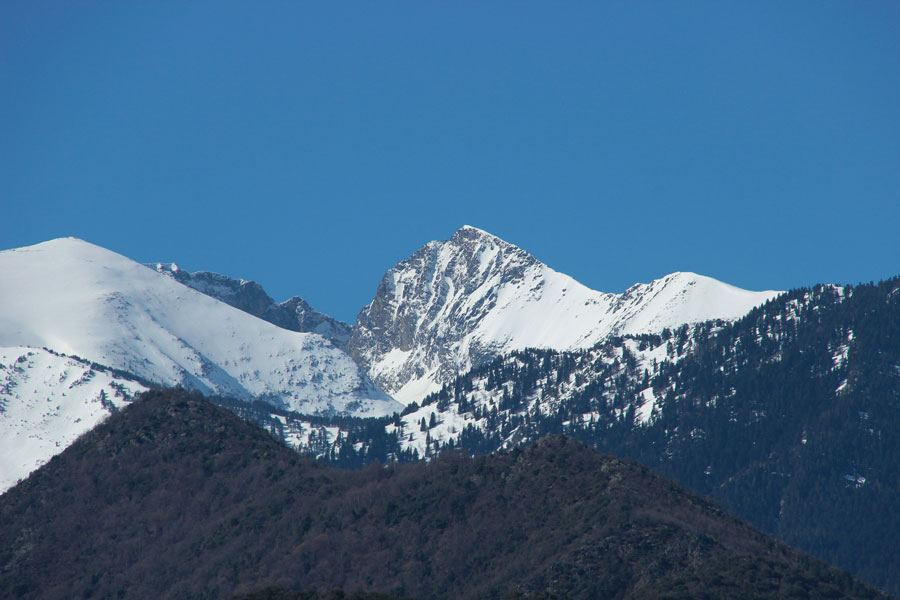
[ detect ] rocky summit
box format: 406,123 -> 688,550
349,225 -> 779,404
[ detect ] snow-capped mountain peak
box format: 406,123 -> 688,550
348,227 -> 782,404
609,270 -> 781,335
0,237 -> 399,417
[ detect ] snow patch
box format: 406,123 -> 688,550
636,387 -> 657,425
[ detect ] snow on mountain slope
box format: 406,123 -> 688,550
607,271 -> 782,335
349,226 -> 781,404
0,347 -> 147,493
0,238 -> 400,417
150,263 -> 353,348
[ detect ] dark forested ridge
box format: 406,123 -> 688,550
235,592 -> 412,600
0,389 -> 884,600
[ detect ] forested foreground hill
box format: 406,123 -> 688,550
0,390 -> 886,600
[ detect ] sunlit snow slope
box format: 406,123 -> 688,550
349,226 -> 782,404
0,347 -> 147,492
149,263 -> 353,349
0,238 -> 400,417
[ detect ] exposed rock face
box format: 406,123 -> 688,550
348,226 -> 552,403
152,264 -> 352,349
280,296 -> 353,349
348,226 -> 780,404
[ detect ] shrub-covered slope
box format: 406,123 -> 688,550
0,390 -> 885,600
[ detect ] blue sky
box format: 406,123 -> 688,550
2,2 -> 898,323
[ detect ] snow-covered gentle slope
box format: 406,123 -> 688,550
349,226 -> 781,404
606,271 -> 783,336
0,238 -> 400,417
0,347 -> 147,493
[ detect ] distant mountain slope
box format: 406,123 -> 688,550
0,238 -> 398,418
151,263 -> 352,348
0,389 -> 883,600
0,347 -> 147,492
348,225 -> 780,403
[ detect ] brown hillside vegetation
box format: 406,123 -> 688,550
0,389 -> 887,599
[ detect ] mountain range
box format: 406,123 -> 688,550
6,226 -> 896,593
0,226 -> 776,491
0,238 -> 393,415
349,225 -> 779,403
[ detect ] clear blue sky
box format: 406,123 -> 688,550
2,2 -> 898,323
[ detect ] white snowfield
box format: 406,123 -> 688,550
0,238 -> 400,418
354,226 -> 782,404
0,347 -> 147,492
